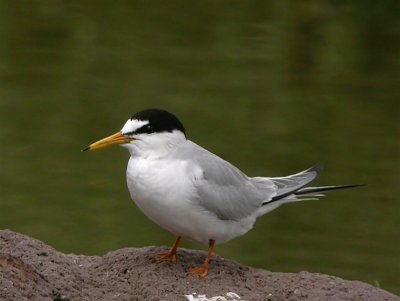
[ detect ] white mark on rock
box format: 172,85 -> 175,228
184,292 -> 243,301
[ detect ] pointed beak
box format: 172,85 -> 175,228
82,132 -> 134,151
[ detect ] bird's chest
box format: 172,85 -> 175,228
126,157 -> 194,219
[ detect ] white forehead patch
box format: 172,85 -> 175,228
121,119 -> 149,134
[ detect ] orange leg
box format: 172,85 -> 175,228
154,236 -> 181,263
188,239 -> 215,277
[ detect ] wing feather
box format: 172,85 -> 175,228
173,141 -> 268,221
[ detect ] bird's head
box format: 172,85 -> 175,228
83,109 -> 187,155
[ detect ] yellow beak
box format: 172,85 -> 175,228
82,132 -> 134,151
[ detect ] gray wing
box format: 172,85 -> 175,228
173,141 -> 274,221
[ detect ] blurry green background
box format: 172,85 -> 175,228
0,1 -> 399,295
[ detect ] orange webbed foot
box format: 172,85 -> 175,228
188,266 -> 208,277
153,236 -> 181,263
154,251 -> 178,263
188,239 -> 215,277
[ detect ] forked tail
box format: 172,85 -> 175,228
292,184 -> 364,200
264,163 -> 364,205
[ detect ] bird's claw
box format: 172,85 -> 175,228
188,266 -> 208,277
153,251 -> 178,263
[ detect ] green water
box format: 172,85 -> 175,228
0,1 -> 399,295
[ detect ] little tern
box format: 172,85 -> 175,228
83,108 -> 361,276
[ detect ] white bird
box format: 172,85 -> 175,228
83,108 -> 360,276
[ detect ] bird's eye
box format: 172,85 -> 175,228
144,124 -> 153,131
139,124 -> 153,133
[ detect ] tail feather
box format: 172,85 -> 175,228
296,184 -> 365,196
268,163 -> 323,202
263,164 -> 363,205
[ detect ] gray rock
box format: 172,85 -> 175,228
0,230 -> 398,301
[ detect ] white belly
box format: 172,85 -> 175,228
126,157 -> 255,245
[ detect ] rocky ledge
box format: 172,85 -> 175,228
0,230 -> 398,301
